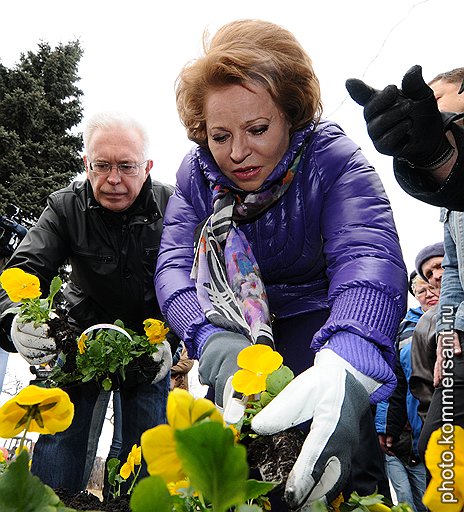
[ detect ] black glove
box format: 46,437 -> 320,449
198,331 -> 250,408
346,65 -> 452,168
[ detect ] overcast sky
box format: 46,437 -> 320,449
1,0 -> 462,453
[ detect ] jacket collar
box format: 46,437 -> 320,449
85,176 -> 161,222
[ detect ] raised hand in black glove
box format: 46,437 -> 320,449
346,65 -> 453,168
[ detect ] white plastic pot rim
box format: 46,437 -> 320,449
81,323 -> 133,341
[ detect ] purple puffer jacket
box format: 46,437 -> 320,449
155,120 -> 408,402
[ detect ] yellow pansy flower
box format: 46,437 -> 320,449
77,333 -> 87,354
0,385 -> 74,438
232,344 -> 283,396
423,425 -> 464,512
0,268 -> 41,302
119,444 -> 142,479
141,388 -> 223,483
0,449 -> 5,463
143,318 -> 169,344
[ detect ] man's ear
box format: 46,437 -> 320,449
83,155 -> 90,178
145,159 -> 154,177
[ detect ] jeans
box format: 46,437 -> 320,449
385,454 -> 427,512
31,375 -> 169,493
81,390 -> 123,489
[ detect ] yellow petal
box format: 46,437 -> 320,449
143,318 -> 169,344
232,369 -> 267,395
191,397 -> 223,425
423,426 -> 464,512
0,268 -> 41,302
237,345 -> 282,374
120,462 -> 132,480
141,424 -> 185,483
167,388 -> 196,429
130,444 -> 142,466
0,385 -> 74,437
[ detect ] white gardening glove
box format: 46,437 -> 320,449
10,314 -> 56,365
251,349 -> 376,509
152,340 -> 173,383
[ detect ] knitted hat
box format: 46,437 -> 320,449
415,242 -> 445,280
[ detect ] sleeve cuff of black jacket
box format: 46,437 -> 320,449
0,314 -> 16,352
393,121 -> 464,211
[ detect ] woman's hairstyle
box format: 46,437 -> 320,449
83,111 -> 150,159
176,19 -> 322,147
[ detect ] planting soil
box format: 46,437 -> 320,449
55,489 -> 130,511
247,427 -> 306,490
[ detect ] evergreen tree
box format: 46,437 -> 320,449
0,41 -> 84,225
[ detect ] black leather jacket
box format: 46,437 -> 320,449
0,176 -> 173,351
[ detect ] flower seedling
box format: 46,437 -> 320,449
50,318 -> 169,391
0,268 -> 62,325
0,385 -> 74,511
231,344 -> 294,438
132,388 -> 275,511
107,444 -> 142,498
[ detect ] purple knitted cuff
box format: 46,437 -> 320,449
164,288 -> 223,359
329,286 -> 402,341
324,331 -> 397,403
194,324 -> 224,359
312,287 -> 400,371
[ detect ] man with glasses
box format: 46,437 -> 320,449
0,112 -> 176,493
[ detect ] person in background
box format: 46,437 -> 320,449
171,341 -> 194,391
346,65 -> 464,210
155,19 -> 407,510
0,112 -> 176,493
409,243 -> 445,424
375,262 -> 440,512
346,66 -> 464,461
0,205 -> 27,392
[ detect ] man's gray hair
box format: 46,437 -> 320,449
83,112 -> 150,158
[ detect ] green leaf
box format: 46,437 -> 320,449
244,479 -> 277,501
0,451 -> 70,511
130,475 -> 172,512
47,276 -> 62,308
266,366 -> 294,396
235,505 -> 263,511
107,457 -> 121,486
175,421 -> 248,512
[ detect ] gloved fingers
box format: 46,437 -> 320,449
223,376 -> 247,424
366,101 -> 411,140
152,340 -> 173,383
15,319 -> 50,338
286,455 -> 343,509
345,78 -> 377,107
13,330 -> 56,351
373,120 -> 412,156
23,350 -> 56,366
362,84 -> 400,122
251,367 -> 319,435
401,64 -> 432,101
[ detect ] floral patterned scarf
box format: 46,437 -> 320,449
191,148 -> 304,346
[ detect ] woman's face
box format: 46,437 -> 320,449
205,83 -> 291,192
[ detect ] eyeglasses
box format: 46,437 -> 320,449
89,161 -> 147,176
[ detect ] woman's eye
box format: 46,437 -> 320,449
211,133 -> 229,143
250,125 -> 269,136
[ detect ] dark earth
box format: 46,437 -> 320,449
56,430 -> 304,510
56,489 -> 130,511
